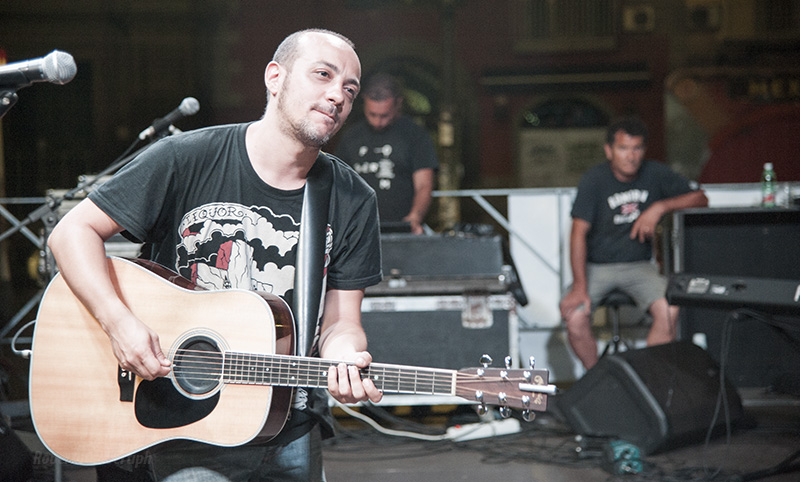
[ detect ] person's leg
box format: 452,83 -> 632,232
647,298 -> 679,345
150,442 -> 262,482
617,261 -> 678,346
161,467 -> 231,482
151,428 -> 323,482
564,263 -> 619,370
564,306 -> 598,370
250,426 -> 324,482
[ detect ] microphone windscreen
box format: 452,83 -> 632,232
179,97 -> 200,116
43,50 -> 77,85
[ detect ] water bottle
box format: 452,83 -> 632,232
761,162 -> 777,207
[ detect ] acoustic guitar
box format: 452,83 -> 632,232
28,257 -> 553,466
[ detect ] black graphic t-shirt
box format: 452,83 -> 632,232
88,122 -> 382,441
90,123 -> 381,295
335,116 -> 438,222
571,160 -> 698,264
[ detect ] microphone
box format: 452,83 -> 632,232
0,50 -> 77,88
138,97 -> 200,140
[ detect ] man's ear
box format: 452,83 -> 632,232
264,61 -> 283,97
603,143 -> 613,161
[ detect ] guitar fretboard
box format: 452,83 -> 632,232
219,352 -> 457,396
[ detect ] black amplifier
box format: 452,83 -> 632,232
667,273 -> 800,315
367,234 -> 510,296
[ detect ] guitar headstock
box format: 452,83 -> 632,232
455,355 -> 556,421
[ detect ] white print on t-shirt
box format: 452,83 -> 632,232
608,189 -> 650,225
607,189 -> 649,209
177,202 -> 299,295
175,202 -> 334,413
353,143 -> 397,190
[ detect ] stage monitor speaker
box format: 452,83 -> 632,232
557,341 -> 743,455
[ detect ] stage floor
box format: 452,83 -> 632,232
10,388 -> 800,482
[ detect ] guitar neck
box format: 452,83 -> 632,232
221,352 -> 458,397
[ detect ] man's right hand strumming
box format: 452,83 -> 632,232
102,309 -> 171,380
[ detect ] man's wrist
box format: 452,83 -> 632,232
405,213 -> 422,224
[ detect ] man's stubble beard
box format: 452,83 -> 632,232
276,75 -> 340,149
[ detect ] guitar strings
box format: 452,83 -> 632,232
167,348 -> 545,407
169,349 -> 532,386
171,348 -> 457,393
172,352 -> 455,391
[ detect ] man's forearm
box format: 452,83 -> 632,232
406,191 -> 432,224
406,168 -> 435,225
657,190 -> 708,214
318,289 -> 369,361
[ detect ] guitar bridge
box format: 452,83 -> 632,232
118,365 -> 134,402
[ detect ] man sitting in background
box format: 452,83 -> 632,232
559,117 -> 708,370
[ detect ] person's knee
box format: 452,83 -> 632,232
648,298 -> 671,320
162,467 -> 231,482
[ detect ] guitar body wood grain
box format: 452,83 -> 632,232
29,257 -> 294,466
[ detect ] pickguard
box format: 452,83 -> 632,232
135,378 -> 219,429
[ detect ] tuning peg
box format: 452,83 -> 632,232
475,390 -> 484,403
500,369 -> 508,380
523,370 -> 532,382
520,394 -> 536,421
476,404 -> 489,416
529,356 -> 535,369
504,355 -> 512,369
480,354 -> 493,367
499,406 -> 512,419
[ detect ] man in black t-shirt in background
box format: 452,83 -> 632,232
559,117 -> 708,370
336,73 -> 438,234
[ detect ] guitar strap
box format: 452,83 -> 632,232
293,153 -> 333,358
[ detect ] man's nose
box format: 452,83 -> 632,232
326,85 -> 345,106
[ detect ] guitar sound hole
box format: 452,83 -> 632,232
173,336 -> 223,396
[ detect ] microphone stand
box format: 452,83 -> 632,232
0,88 -> 19,119
0,138 -> 156,246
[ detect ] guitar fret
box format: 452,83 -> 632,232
275,356 -> 284,385
262,356 -> 268,384
359,365 -> 456,396
237,352 -> 244,382
289,359 -> 297,386
229,352 -> 238,382
239,353 -> 250,385
311,361 -> 325,387
223,352 -> 233,382
245,353 -> 255,384
261,356 -> 267,383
